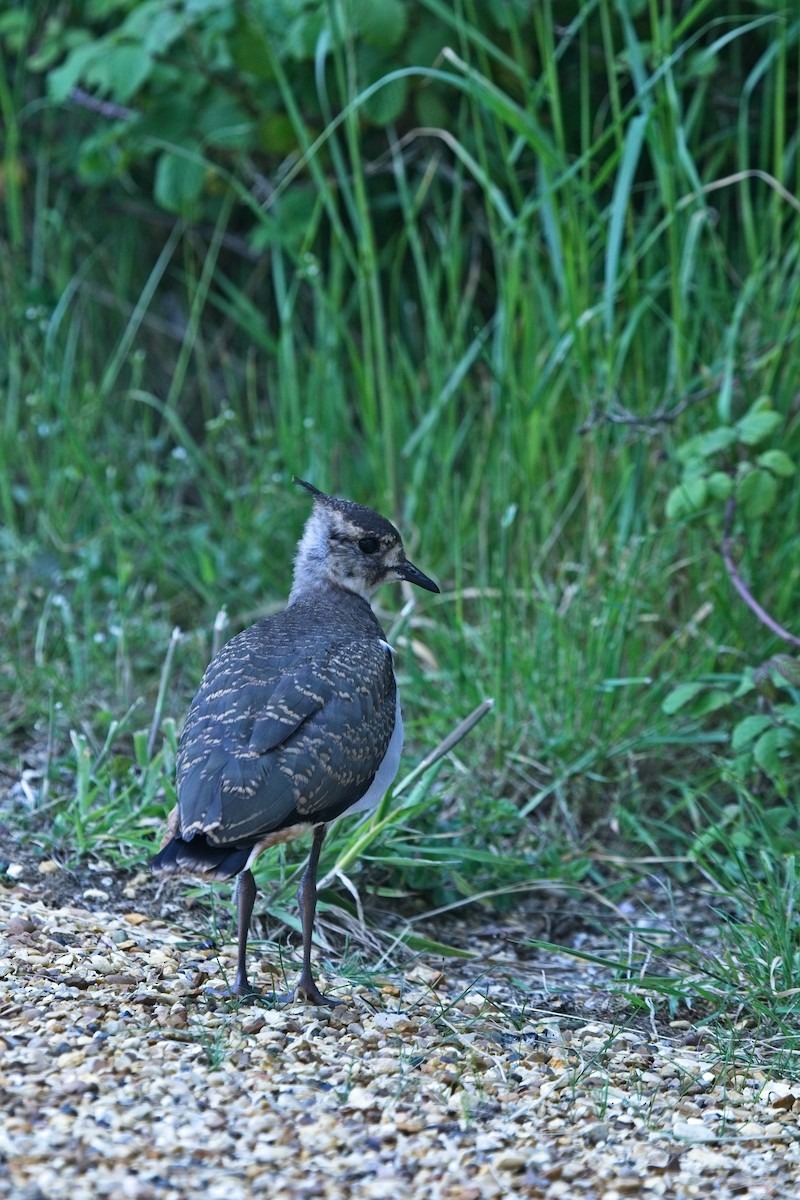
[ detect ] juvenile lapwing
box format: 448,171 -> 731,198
151,478 -> 439,1006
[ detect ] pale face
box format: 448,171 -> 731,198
325,515 -> 407,598
289,494 -> 439,604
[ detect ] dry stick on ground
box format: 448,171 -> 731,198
721,495 -> 800,649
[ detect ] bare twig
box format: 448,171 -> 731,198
69,87 -> 136,122
147,627 -> 183,760
721,496 -> 800,648
577,385 -> 717,436
394,698 -> 494,797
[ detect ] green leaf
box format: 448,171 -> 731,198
122,1 -> 186,53
731,714 -> 774,751
77,128 -> 125,186
706,471 -> 733,500
746,393 -> 774,414
692,690 -> 731,717
283,8 -> 326,60
47,41 -> 100,101
362,75 -> 408,125
662,682 -> 705,714
154,145 -> 206,214
228,17 -> 275,80
136,96 -> 198,143
0,9 -> 33,52
351,0 -> 408,48
196,96 -> 254,148
737,467 -> 777,519
753,727 -> 793,790
756,449 -> 795,478
665,478 -> 707,520
676,427 -> 736,463
257,112 -> 298,155
735,400 -> 782,446
185,0 -> 233,13
781,703 -> 800,730
84,41 -> 153,102
733,674 -> 756,699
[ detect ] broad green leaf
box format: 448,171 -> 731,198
154,146 -> 206,214
753,727 -> 793,790
665,477 -> 707,520
777,700 -> 800,729
86,0 -> 131,16
737,467 -> 777,519
706,471 -> 733,500
197,96 -> 254,148
351,0 -> 408,47
77,129 -> 125,186
0,9 -> 32,48
681,456 -> 707,481
363,75 -> 408,125
692,690 -> 731,717
257,112 -> 297,155
488,0 -> 537,28
731,714 -> 773,751
136,95 -> 198,143
228,18 -> 274,80
781,703 -> 800,729
122,1 -> 186,52
735,407 -> 782,446
676,427 -> 736,463
733,674 -> 756,698
662,682 -> 705,714
756,449 -> 795,477
185,0 -> 233,13
85,41 -> 153,102
284,9 -> 326,60
47,41 -> 100,101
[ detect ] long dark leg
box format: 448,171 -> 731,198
293,824 -> 337,1007
232,868 -> 258,996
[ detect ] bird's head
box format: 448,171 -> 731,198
290,477 -> 440,603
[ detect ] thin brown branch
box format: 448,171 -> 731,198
69,87 -> 136,122
721,496 -> 800,648
577,387 -> 715,436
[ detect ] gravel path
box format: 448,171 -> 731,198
2,868 -> 800,1199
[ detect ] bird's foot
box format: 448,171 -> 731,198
205,976 -> 264,1004
292,977 -> 340,1008
207,970 -> 341,1008
267,970 -> 340,1008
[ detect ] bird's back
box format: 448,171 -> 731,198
175,588 -> 398,850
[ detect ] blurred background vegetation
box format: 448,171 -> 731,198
2,0 -> 800,1022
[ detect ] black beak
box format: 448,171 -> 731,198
396,559 -> 440,593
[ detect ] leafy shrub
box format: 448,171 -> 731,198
24,0 -> 528,219
664,401 -> 799,796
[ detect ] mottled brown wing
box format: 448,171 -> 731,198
176,635 -> 396,846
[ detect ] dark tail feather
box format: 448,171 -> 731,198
151,835 -> 251,881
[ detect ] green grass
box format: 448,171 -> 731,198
2,1 -> 800,1058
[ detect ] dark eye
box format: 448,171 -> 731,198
358,537 -> 380,555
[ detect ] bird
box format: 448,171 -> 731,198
151,477 -> 439,1006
